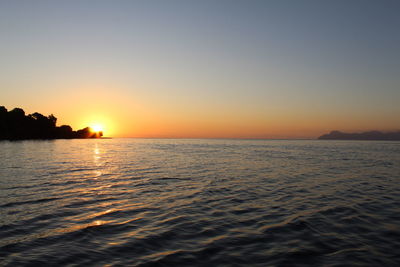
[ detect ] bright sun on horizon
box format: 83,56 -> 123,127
90,124 -> 104,133
80,115 -> 114,136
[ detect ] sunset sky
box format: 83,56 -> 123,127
1,0 -> 399,138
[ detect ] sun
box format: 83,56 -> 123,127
82,115 -> 113,136
90,124 -> 104,133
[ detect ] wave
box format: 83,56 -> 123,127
1,139 -> 399,266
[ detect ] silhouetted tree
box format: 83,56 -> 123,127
55,125 -> 74,139
0,106 -> 8,139
0,106 -> 104,140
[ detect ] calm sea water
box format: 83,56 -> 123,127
1,139 -> 399,266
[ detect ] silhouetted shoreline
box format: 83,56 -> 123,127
318,130 -> 400,141
0,106 -> 102,140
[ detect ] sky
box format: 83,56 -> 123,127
1,0 -> 399,138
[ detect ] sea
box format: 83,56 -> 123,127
1,139 -> 399,266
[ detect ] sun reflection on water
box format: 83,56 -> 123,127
93,143 -> 102,177
94,220 -> 104,226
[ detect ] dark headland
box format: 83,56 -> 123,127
0,106 -> 103,140
318,130 -> 400,141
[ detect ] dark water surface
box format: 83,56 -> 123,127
1,139 -> 400,266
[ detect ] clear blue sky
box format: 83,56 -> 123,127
1,0 -> 399,138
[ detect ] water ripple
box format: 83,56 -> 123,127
0,139 -> 399,266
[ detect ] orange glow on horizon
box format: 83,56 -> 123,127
25,85 -> 398,139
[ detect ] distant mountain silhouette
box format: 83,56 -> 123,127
0,106 -> 103,140
318,130 -> 400,141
